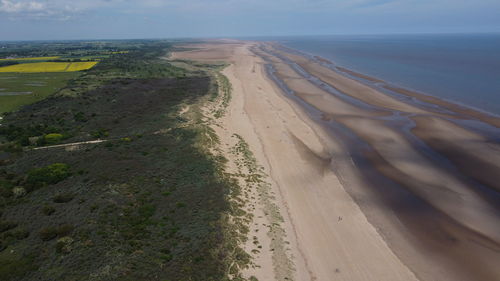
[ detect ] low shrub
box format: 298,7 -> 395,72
92,129 -> 109,139
0,187 -> 13,198
0,179 -> 14,198
26,163 -> 71,189
73,112 -> 87,122
53,193 -> 74,203
42,205 -> 55,216
138,204 -> 156,218
11,187 -> 26,198
55,236 -> 74,253
0,221 -> 17,233
39,224 -> 74,241
11,228 -> 30,240
43,133 -> 63,144
0,253 -> 38,281
2,228 -> 30,240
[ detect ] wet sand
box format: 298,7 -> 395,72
171,41 -> 500,281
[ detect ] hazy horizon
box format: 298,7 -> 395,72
0,31 -> 499,43
1,0 -> 499,41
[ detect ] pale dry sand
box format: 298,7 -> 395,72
172,42 -> 419,281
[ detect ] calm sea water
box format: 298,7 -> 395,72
273,34 -> 500,115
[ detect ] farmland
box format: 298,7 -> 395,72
0,57 -> 60,61
0,62 -> 98,73
0,41 -> 137,113
0,72 -> 78,113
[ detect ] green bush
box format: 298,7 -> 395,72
0,179 -> 14,198
138,204 -> 155,218
2,228 -> 30,240
0,187 -> 13,198
26,163 -> 71,189
55,236 -> 74,254
42,205 -> 55,216
10,228 -> 30,240
53,193 -> 74,203
73,112 -> 87,122
92,129 -> 109,139
0,254 -> 38,281
0,221 -> 17,233
43,133 -> 63,144
39,224 -> 74,241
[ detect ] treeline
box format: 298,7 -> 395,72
0,61 -> 19,67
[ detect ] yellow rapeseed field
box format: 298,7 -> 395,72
0,56 -> 60,61
65,61 -> 99,72
0,62 -> 98,73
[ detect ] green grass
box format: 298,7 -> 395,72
0,72 -> 78,114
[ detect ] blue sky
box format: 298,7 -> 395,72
1,0 -> 499,40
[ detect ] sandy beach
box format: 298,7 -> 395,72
171,41 -> 500,281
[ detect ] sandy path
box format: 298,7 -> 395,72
172,42 -> 419,281
32,139 -> 107,150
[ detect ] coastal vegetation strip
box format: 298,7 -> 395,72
0,41 -> 254,281
230,134 -> 295,281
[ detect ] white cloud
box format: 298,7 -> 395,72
1,0 -> 499,20
0,0 -> 126,19
0,0 -> 45,13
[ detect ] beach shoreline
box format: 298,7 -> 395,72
170,40 -> 500,281
273,42 -> 500,126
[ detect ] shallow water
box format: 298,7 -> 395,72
273,33 -> 500,115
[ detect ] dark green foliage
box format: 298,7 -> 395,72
39,224 -> 73,241
1,227 -> 30,242
0,40 -> 251,281
73,111 -> 87,122
52,193 -> 74,203
0,253 -> 38,281
91,129 -> 109,139
0,221 -> 17,233
0,61 -> 19,67
26,163 -> 70,188
0,122 -> 65,146
10,228 -> 30,240
0,179 -> 14,198
41,205 -> 55,216
138,204 -> 156,218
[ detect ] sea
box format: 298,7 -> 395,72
267,33 -> 500,116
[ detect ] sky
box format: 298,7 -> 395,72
0,0 -> 499,40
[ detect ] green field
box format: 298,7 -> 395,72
0,72 -> 78,114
